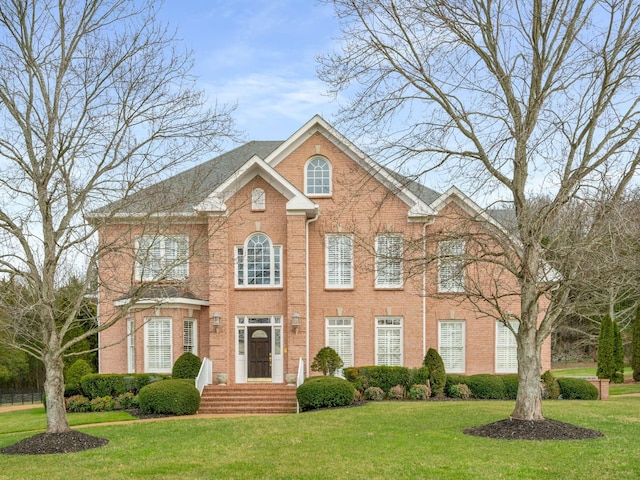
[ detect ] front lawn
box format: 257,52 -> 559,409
1,398 -> 639,479
552,365 -> 638,395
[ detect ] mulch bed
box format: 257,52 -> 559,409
0,431 -> 108,455
464,418 -> 604,440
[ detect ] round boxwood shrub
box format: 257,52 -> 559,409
296,376 -> 355,411
557,378 -> 599,400
65,395 -> 91,413
90,396 -> 115,412
445,374 -> 469,397
117,392 -> 139,409
408,384 -> 431,400
65,359 -> 93,397
364,386 -> 385,401
172,352 -> 202,379
466,374 -> 506,399
501,374 -> 519,400
387,384 -> 405,400
448,383 -> 471,399
138,379 -> 201,415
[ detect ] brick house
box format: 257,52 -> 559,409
96,115 -> 551,385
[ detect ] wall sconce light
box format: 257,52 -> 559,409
292,312 -> 300,333
212,312 -> 221,334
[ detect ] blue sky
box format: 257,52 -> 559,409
158,1 -> 342,144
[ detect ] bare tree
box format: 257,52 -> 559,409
0,0 -> 234,434
320,0 -> 640,420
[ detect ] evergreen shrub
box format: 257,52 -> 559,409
557,377 -> 599,400
408,384 -> 431,400
90,396 -> 115,412
310,347 -> 344,376
466,374 -> 506,399
445,374 -> 469,397
138,379 -> 200,415
65,395 -> 91,413
387,385 -> 405,400
80,374 -> 126,399
357,366 -> 412,392
423,348 -> 446,396
633,307 -> 640,382
172,352 -> 202,379
597,314 -> 615,380
541,370 -> 560,399
363,386 -> 385,401
501,374 -> 519,400
117,392 -> 139,409
296,376 -> 355,411
612,321 -> 625,383
448,383 -> 471,399
65,359 -> 93,396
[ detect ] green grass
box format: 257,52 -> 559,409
552,365 -> 638,395
0,408 -> 136,435
1,399 -> 640,479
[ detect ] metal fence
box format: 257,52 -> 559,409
0,390 -> 44,406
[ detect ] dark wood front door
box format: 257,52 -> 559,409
248,327 -> 271,378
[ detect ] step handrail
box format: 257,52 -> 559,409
195,357 -> 213,395
296,357 -> 304,413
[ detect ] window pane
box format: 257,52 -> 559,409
439,321 -> 464,373
327,235 -> 353,287
496,321 -> 519,373
306,157 -> 331,195
376,318 -> 402,366
438,240 -> 465,292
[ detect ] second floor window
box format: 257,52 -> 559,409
135,235 -> 188,281
236,233 -> 282,287
326,234 -> 353,288
438,239 -> 465,293
375,235 -> 403,288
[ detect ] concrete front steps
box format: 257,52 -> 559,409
199,383 -> 298,414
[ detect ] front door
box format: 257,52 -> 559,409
248,327 -> 271,379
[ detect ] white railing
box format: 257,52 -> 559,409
296,357 -> 304,413
195,357 -> 213,395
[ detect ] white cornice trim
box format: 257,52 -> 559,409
114,297 -> 209,308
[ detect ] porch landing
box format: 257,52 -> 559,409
199,383 -> 298,414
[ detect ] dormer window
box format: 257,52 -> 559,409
305,156 -> 332,196
252,188 -> 265,211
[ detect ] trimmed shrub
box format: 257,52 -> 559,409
408,384 -> 431,400
410,366 -> 430,386
138,379 -> 201,415
117,392 -> 139,409
122,373 -> 166,394
557,377 -> 599,400
633,307 -> 640,382
448,383 -> 471,399
364,386 -> 385,401
172,352 -> 202,379
65,359 -> 93,397
296,376 -> 355,411
445,374 -> 469,397
80,374 -> 126,399
501,374 -> 519,400
541,370 -> 560,400
387,385 -> 405,400
65,395 -> 91,413
467,374 -> 506,399
357,366 -> 412,393
90,396 -> 115,412
310,347 -> 344,376
423,349 -> 446,396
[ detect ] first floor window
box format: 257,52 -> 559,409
376,317 -> 403,366
438,239 -> 465,293
439,321 -> 465,373
127,318 -> 135,373
496,320 -> 519,373
375,235 -> 403,288
183,319 -> 197,355
326,234 -> 353,288
145,317 -> 172,373
135,235 -> 189,281
326,318 -> 354,376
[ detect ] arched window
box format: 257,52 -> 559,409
235,233 -> 282,287
305,156 -> 331,196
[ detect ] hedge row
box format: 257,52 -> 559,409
76,373 -> 167,400
343,366 -> 429,393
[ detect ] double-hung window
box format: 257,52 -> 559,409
145,317 -> 172,373
375,235 -> 403,288
376,317 -> 403,366
326,234 -> 353,288
183,319 -> 197,355
496,320 -> 519,373
326,318 -> 354,377
127,318 -> 135,373
135,235 -> 188,281
236,233 -> 282,287
439,321 -> 465,373
438,240 -> 465,293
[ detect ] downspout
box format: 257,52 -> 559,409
422,221 -> 428,359
306,209 -> 320,377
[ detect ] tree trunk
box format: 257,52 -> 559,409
511,317 -> 544,420
43,352 -> 71,434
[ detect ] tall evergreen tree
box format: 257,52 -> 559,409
612,320 -> 625,383
597,315 -> 615,380
633,307 -> 640,382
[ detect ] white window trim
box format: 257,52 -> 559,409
326,317 -> 354,377
325,234 -> 354,289
135,235 -> 189,282
127,318 -> 135,374
438,239 -> 465,293
183,318 -> 197,356
438,320 -> 465,374
235,233 -> 282,288
304,156 -> 332,196
375,317 -> 403,366
375,234 -> 403,288
495,320 -> 519,373
144,317 -> 173,373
